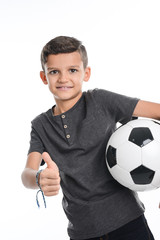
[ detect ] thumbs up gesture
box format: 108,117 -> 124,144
39,152 -> 60,196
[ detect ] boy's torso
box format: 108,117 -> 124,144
29,89 -> 144,239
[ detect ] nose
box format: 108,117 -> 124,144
58,72 -> 68,83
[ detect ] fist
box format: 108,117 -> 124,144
39,152 -> 60,196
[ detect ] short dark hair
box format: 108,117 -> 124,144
40,36 -> 88,71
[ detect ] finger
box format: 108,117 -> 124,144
40,176 -> 60,186
42,185 -> 60,196
42,152 -> 59,171
43,191 -> 60,197
41,184 -> 60,193
40,168 -> 60,179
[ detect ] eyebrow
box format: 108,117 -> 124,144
47,67 -> 56,71
70,65 -> 80,68
47,65 -> 80,71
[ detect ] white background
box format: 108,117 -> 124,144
0,0 -> 160,239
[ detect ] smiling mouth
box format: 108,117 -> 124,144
56,86 -> 73,90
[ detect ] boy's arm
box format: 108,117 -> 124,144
21,152 -> 42,189
21,152 -> 61,196
133,100 -> 160,120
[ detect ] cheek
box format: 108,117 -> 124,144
46,76 -> 55,87
74,80 -> 83,89
73,75 -> 84,85
46,79 -> 56,92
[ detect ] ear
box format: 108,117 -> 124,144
40,71 -> 48,85
83,67 -> 91,82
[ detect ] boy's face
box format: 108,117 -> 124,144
40,52 -> 91,103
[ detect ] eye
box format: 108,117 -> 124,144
49,70 -> 59,75
69,69 -> 78,73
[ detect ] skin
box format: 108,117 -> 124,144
21,51 -> 160,206
40,52 -> 91,115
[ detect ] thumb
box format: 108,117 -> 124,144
42,152 -> 59,171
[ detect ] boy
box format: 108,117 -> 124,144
21,36 -> 160,240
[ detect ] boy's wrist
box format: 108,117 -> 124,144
36,170 -> 42,188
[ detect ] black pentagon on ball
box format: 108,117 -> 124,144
129,127 -> 153,147
130,165 -> 155,184
106,145 -> 117,168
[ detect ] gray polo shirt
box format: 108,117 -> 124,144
28,89 -> 144,239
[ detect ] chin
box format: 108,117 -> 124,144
55,91 -> 82,101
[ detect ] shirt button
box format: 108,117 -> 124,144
66,134 -> 70,139
64,125 -> 67,128
61,115 -> 65,119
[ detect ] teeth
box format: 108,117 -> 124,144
57,87 -> 71,89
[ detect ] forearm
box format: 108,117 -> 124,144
133,100 -> 160,120
21,168 -> 39,189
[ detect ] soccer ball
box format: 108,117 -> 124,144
106,119 -> 160,191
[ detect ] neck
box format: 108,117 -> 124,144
53,93 -> 83,116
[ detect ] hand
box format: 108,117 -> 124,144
39,152 -> 60,196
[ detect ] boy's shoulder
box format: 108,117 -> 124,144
85,88 -> 118,102
85,88 -> 111,98
86,88 -> 115,96
31,110 -> 49,126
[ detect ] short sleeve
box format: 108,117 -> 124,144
93,89 -> 139,124
28,125 -> 45,155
